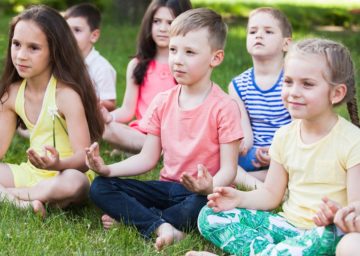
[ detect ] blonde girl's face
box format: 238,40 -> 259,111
11,20 -> 51,80
282,53 -> 336,121
151,7 -> 174,49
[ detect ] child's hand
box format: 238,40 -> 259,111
334,205 -> 360,233
85,142 -> 110,176
313,197 -> 341,226
207,186 -> 240,212
252,147 -> 270,168
180,164 -> 213,195
27,146 -> 60,170
100,106 -> 113,124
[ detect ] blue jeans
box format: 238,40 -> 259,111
89,177 -> 208,239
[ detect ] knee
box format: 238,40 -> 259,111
63,171 -> 89,197
336,233 -> 360,256
197,206 -> 214,233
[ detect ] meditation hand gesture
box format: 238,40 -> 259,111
252,146 -> 270,168
334,205 -> 360,233
313,197 -> 341,227
181,164 -> 213,195
85,142 -> 110,176
27,145 -> 60,170
207,187 -> 241,212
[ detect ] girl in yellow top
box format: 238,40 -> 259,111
188,38 -> 360,256
0,5 -> 104,217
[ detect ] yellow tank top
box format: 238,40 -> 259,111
15,75 -> 73,158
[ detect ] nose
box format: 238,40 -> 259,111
255,29 -> 263,38
170,51 -> 183,66
17,47 -> 28,60
159,21 -> 168,32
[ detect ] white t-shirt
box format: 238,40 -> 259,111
85,47 -> 116,100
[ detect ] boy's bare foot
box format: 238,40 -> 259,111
155,222 -> 186,251
101,214 -> 118,229
185,251 -> 218,256
32,200 -> 46,219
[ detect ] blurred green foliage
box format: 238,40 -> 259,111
0,0 -> 108,14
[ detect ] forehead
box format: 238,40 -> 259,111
248,12 -> 281,29
13,20 -> 47,42
154,6 -> 174,20
170,28 -> 209,47
66,16 -> 89,28
285,53 -> 328,77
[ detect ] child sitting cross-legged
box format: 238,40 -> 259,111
86,8 -> 243,251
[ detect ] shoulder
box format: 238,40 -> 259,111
232,68 -> 253,85
335,117 -> 360,142
274,120 -> 297,138
1,82 -> 22,109
56,81 -> 82,106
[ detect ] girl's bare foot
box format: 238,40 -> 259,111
155,223 -> 186,251
32,200 -> 46,219
185,251 -> 218,256
101,214 -> 118,229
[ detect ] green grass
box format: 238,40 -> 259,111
1,1 -> 360,255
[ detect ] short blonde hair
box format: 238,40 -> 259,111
170,8 -> 228,50
249,7 -> 292,38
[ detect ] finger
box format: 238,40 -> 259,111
197,164 -> 204,178
354,216 -> 360,232
44,145 -> 59,157
251,160 -> 261,168
344,212 -> 357,232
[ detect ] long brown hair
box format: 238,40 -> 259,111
0,5 -> 104,141
133,0 -> 192,85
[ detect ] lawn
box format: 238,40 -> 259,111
0,1 -> 360,255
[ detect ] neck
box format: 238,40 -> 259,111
252,54 -> 284,76
26,71 -> 52,93
155,46 -> 169,63
300,111 -> 338,142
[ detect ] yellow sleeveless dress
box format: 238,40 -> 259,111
9,75 -> 95,187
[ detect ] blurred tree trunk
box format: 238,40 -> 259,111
112,0 -> 149,24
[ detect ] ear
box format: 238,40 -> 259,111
210,49 -> 224,68
282,37 -> 292,52
90,29 -> 100,44
331,83 -> 347,105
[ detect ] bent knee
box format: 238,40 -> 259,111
336,233 -> 360,256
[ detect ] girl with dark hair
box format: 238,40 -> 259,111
0,5 -> 104,217
102,0 -> 192,153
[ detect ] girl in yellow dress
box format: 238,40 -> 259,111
0,5 -> 104,217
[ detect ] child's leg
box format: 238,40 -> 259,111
153,184 -> 208,250
8,169 -> 89,208
102,122 -> 146,154
90,177 -> 181,238
234,167 -> 265,190
259,224 -> 342,256
198,206 -> 300,256
336,232 -> 360,256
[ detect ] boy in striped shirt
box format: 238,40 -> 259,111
229,7 -> 292,188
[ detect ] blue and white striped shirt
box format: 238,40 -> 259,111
232,68 -> 291,147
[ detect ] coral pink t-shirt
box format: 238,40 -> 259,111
140,84 -> 243,182
130,60 -> 176,131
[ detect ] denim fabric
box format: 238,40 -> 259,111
90,177 -> 208,239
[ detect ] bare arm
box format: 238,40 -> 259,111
111,58 -> 139,123
0,87 -> 18,159
52,86 -> 91,172
100,99 -> 116,112
228,83 -> 253,154
208,159 -> 288,211
86,133 -> 162,177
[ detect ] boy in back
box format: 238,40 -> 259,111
65,3 -> 117,111
86,8 -> 243,250
230,7 -> 292,188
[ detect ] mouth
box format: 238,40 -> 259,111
254,42 -> 264,47
16,64 -> 30,70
